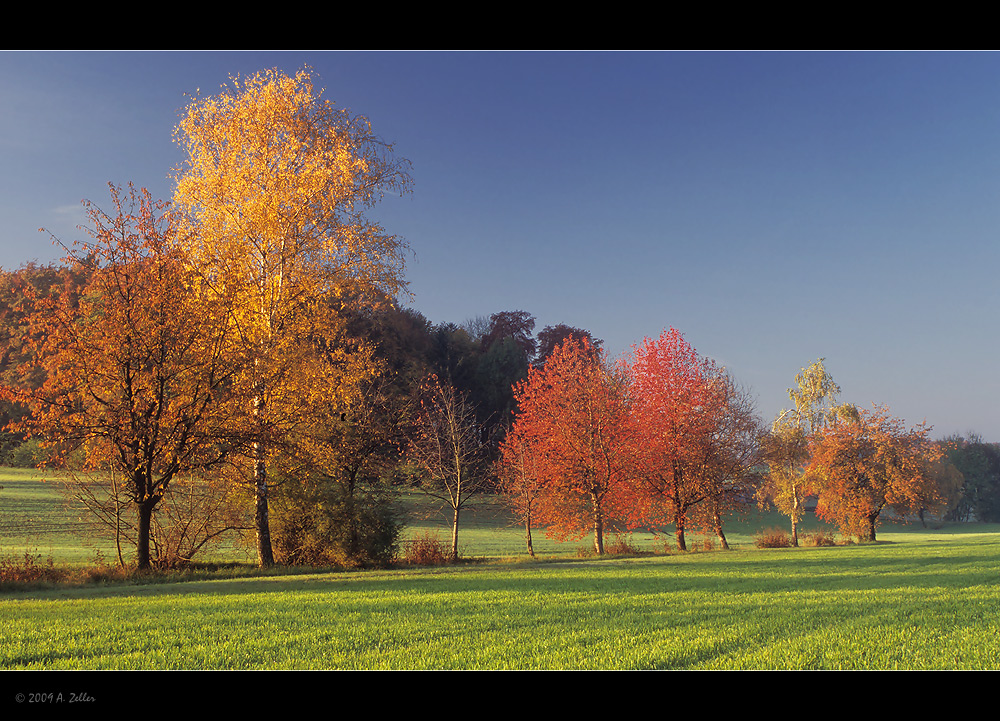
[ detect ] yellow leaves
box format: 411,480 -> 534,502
173,68 -> 410,356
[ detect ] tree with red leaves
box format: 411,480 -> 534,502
628,328 -> 726,551
808,404 -> 942,542
502,337 -> 635,554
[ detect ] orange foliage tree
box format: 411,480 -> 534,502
501,338 -> 636,555
3,185 -> 242,569
808,404 -> 943,542
627,328 -> 727,551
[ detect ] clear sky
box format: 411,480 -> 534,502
2,50 -> 998,440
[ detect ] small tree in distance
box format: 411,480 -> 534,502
762,358 -> 842,546
407,374 -> 492,561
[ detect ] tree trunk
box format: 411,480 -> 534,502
714,518 -> 729,550
791,492 -> 800,547
525,516 -> 535,558
712,499 -> 729,550
866,515 -> 877,542
451,505 -> 460,561
675,510 -> 687,552
136,499 -> 156,570
254,440 -> 274,568
592,492 -> 605,555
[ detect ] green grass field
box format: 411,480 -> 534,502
2,469 -> 999,670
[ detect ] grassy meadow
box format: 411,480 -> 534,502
2,468 -> 1000,670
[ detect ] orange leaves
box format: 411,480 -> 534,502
8,184 -> 247,568
172,66 -> 411,321
171,66 -> 412,567
807,404 -> 942,541
20,185 -> 238,471
171,63 -> 409,457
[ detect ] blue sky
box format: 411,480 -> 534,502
2,50 -> 999,440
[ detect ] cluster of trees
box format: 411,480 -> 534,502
0,66 -> 610,570
939,433 -> 1000,523
499,347 -> 966,554
761,359 -> 949,543
0,68 -> 423,570
0,67 -> 992,571
498,330 -> 764,555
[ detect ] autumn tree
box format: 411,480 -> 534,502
172,67 -> 411,567
3,185 -> 242,570
762,358 -> 842,546
628,328 -> 723,551
808,404 -> 942,542
407,374 -> 492,561
699,371 -> 765,550
503,337 -> 635,554
496,425 -> 545,557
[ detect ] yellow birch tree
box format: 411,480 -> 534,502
762,358 -> 841,546
172,67 -> 411,567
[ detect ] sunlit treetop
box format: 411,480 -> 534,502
171,66 -> 412,332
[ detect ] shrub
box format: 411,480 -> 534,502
802,531 -> 838,547
699,537 -> 716,552
403,532 -> 451,566
605,536 -> 642,556
0,550 -> 66,585
271,475 -> 402,568
754,528 -> 792,548
5,438 -> 50,468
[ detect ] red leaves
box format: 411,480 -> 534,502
501,328 -> 763,554
628,329 -> 734,550
500,337 -> 635,553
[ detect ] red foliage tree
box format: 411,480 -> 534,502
502,337 -> 636,554
627,328 -> 727,551
808,404 -> 943,541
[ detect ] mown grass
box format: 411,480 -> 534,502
3,468 -> 1000,669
